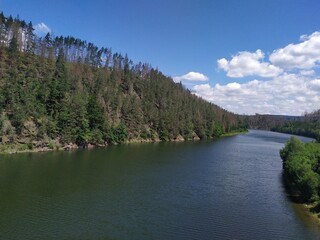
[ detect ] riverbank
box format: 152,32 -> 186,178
302,203 -> 320,224
221,129 -> 248,137
283,173 -> 320,228
0,130 -> 248,154
290,200 -> 320,232
0,143 -> 58,154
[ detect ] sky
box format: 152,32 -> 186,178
1,0 -> 320,115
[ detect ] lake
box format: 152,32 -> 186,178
1,130 -> 320,239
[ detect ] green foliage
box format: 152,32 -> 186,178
281,137 -> 320,202
140,127 -> 148,140
273,120 -> 320,143
87,96 -> 105,131
280,136 -> 305,162
0,113 -> 16,143
213,123 -> 223,138
89,128 -> 104,145
115,122 -> 128,143
139,127 -> 155,141
8,37 -> 19,56
105,123 -> 128,144
159,128 -> 169,141
48,140 -> 57,150
58,90 -> 90,145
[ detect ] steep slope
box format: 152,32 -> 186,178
0,13 -> 244,151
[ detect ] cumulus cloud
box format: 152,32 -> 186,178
34,22 -> 51,36
217,49 -> 283,78
300,70 -> 315,76
200,31 -> 320,115
269,31 -> 320,70
173,72 -> 208,83
192,74 -> 320,115
309,79 -> 320,91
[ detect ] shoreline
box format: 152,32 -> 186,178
0,130 -> 247,155
221,129 -> 248,137
283,174 -> 320,228
291,202 -> 320,233
301,203 -> 320,224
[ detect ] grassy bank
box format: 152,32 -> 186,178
0,143 -> 60,154
221,129 -> 248,137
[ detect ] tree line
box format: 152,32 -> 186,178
0,12 -> 244,151
242,112 -> 320,142
272,110 -> 320,142
241,114 -> 290,130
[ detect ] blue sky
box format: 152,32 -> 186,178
1,0 -> 320,115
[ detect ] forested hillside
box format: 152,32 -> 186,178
242,112 -> 320,142
272,110 -> 320,142
0,13 -> 243,152
242,114 -> 290,130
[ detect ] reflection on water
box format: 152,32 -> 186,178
0,130 -> 319,239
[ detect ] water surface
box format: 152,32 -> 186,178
1,130 -> 319,239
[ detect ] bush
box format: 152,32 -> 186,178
281,137 -> 320,202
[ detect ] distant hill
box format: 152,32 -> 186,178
271,111 -> 320,141
242,112 -> 319,141
241,114 -> 300,130
268,115 -> 304,121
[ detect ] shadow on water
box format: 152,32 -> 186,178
310,205 -> 320,216
281,172 -> 305,204
281,171 -> 320,235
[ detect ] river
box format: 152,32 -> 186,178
0,130 -> 319,239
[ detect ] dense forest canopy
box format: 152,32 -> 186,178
0,12 -> 244,152
241,114 -> 294,130
281,137 -> 320,203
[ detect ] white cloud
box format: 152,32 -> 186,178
179,31 -> 320,115
269,31 -> 320,70
217,49 -> 283,78
300,70 -> 315,76
34,22 -> 51,36
309,79 -> 320,91
192,74 -> 320,115
173,72 -> 208,83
